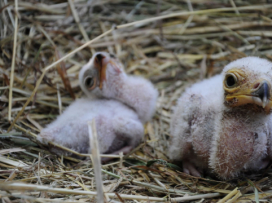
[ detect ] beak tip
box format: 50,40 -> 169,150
262,97 -> 268,108
253,81 -> 270,108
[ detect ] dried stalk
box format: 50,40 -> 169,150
88,120 -> 104,203
8,0 -> 18,121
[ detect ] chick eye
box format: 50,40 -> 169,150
84,76 -> 95,89
225,73 -> 238,88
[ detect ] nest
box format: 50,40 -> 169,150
1,0 -> 272,202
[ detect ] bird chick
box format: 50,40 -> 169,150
38,52 -> 158,159
169,57 -> 272,179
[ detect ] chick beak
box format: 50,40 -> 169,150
252,81 -> 270,108
94,53 -> 109,89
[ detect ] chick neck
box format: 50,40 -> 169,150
104,73 -> 157,123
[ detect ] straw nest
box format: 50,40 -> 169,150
1,0 -> 272,202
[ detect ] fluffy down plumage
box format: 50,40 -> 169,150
169,57 -> 272,179
38,52 -> 158,159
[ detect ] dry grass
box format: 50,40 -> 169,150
1,0 -> 272,202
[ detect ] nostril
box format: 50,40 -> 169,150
96,54 -> 104,61
254,83 -> 260,89
95,53 -> 105,65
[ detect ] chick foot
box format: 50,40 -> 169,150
183,160 -> 202,177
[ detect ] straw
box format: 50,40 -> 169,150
2,1 -> 272,202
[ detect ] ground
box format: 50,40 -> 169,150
1,0 -> 272,202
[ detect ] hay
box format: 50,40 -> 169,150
1,0 -> 272,202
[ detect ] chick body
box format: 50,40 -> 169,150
39,52 -> 158,158
169,57 -> 272,179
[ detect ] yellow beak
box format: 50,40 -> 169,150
225,81 -> 272,112
94,53 -> 110,89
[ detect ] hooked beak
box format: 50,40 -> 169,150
225,79 -> 272,111
252,81 -> 270,108
94,53 -> 110,89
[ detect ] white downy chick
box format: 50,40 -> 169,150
38,52 -> 158,159
169,57 -> 272,179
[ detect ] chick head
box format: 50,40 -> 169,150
223,57 -> 272,113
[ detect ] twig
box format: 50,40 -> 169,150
116,4 -> 272,29
8,0 -> 18,121
88,120 -> 104,203
68,0 -> 89,42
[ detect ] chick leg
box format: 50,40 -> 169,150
101,117 -> 144,162
169,137 -> 202,177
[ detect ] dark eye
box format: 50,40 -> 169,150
109,53 -> 116,58
225,73 -> 238,88
84,76 -> 94,88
